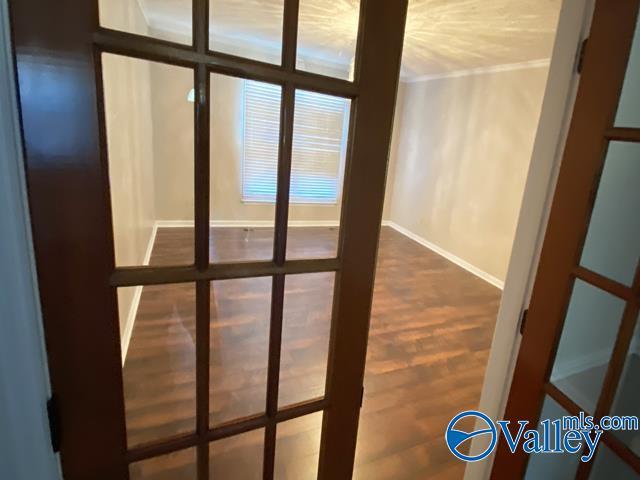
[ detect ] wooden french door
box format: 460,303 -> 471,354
492,0 -> 640,478
9,0 -> 407,478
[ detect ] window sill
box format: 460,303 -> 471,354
241,199 -> 339,206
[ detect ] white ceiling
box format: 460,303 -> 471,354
138,0 -> 561,79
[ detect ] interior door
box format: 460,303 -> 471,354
9,0 -> 407,478
492,0 -> 640,478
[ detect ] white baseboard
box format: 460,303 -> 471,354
550,349 -> 611,411
285,220 -> 340,227
155,219 -> 195,228
384,221 -> 504,290
153,219 -> 504,291
142,223 -> 158,265
155,220 -> 341,228
551,348 -> 611,383
127,218 -> 503,363
121,223 -> 157,365
551,342 -> 640,384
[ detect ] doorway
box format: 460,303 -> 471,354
10,0 -> 407,478
357,1 -> 562,477
10,0 -> 623,479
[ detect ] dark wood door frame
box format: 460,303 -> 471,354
491,0 -> 640,477
9,0 -> 408,478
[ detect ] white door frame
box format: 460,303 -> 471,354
0,0 -> 61,478
465,0 -> 596,478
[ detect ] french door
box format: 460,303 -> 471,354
9,0 -> 407,478
492,0 -> 640,478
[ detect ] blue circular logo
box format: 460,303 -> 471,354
445,410 -> 497,462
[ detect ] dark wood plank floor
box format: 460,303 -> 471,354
123,226 -> 501,479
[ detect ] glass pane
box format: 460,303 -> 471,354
279,273 -> 334,407
102,54 -> 194,267
209,0 -> 284,64
609,313 -> 640,456
590,446 -> 639,480
99,0 -> 192,45
296,0 -> 360,80
285,90 -> 351,260
209,428 -> 264,479
275,412 -> 323,479
210,75 -> 279,263
524,396 -> 580,480
210,278 -> 271,426
550,280 -> 626,413
130,447 -> 196,480
615,13 -> 640,127
580,141 -> 640,285
121,284 -> 196,447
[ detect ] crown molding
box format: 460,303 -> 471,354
402,58 -> 551,83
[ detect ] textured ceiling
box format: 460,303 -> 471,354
139,0 -> 561,78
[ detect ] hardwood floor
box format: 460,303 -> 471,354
123,226 -> 501,479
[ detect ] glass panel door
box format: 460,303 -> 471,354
494,1 -> 640,478
11,0 -> 407,476
99,0 -> 341,472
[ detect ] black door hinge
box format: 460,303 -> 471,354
576,38 -> 588,74
47,394 -> 61,453
360,386 -> 365,407
519,308 -> 529,335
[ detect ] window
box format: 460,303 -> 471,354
242,80 -> 350,204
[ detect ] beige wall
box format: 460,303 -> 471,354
101,0 -> 155,333
387,67 -> 549,281
382,83 -> 405,220
148,62 -> 194,221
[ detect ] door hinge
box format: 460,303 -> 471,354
360,386 -> 365,407
47,394 -> 61,453
519,308 -> 529,335
576,38 -> 588,73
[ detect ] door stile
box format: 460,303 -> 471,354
9,0 -> 131,476
318,0 -> 409,478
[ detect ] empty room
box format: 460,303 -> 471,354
5,0 -> 640,479
98,0 -> 560,478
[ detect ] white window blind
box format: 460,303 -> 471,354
243,80 -> 349,204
